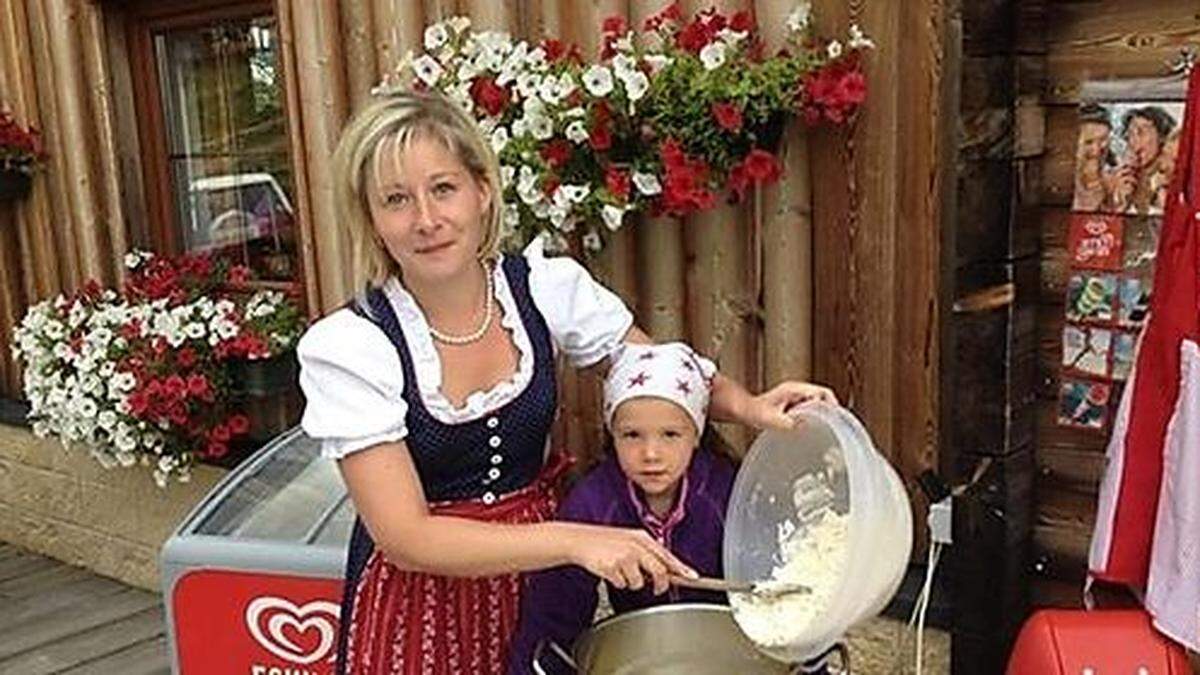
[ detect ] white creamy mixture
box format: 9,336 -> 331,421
729,506 -> 849,648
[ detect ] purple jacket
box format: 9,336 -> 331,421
506,448 -> 736,675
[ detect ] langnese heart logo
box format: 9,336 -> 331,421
245,596 -> 340,665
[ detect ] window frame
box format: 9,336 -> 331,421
125,0 -> 303,294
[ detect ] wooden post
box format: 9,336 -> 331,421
340,0 -> 378,112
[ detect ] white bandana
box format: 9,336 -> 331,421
603,342 -> 717,434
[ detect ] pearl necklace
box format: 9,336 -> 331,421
428,262 -> 494,346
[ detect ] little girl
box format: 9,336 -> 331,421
506,342 -> 828,674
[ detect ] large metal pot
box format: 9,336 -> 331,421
533,604 -> 800,674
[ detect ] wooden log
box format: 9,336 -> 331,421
371,0 -> 423,82
340,0 -> 378,111
464,0 -> 517,32
100,5 -> 149,259
45,0 -> 105,285
422,0 -> 461,25
635,216 -> 687,340
1039,104 -> 1076,207
79,2 -> 128,281
289,0 -> 352,312
757,0 -> 814,387
276,0 -> 322,317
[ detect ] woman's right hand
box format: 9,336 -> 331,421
560,523 -> 697,595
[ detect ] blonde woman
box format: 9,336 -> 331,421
297,90 -> 836,674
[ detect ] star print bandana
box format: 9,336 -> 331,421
603,342 -> 717,434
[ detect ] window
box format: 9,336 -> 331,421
128,1 -> 300,288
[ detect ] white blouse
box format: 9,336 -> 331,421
298,239 -> 634,459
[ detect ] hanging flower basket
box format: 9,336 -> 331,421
0,169 -> 31,202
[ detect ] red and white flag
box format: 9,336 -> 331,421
1089,66 -> 1200,651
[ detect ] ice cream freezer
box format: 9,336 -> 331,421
161,427 -> 352,675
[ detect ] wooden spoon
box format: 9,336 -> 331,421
670,574 -> 811,597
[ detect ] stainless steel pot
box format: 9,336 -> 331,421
532,604 -> 800,675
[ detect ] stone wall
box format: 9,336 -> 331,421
0,423 -> 227,591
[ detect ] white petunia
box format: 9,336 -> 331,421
848,24 -> 875,50
528,114 -> 553,140
787,2 -> 812,33
424,23 -> 449,50
503,204 -> 520,232
718,28 -> 749,45
583,231 -> 603,252
98,411 -> 118,431
582,65 -> 614,97
612,54 -> 638,79
538,74 -> 564,105
124,252 -> 143,270
602,204 -> 626,231
412,55 -> 444,86
623,71 -> 649,102
500,165 -> 515,188
559,184 -> 590,204
827,40 -> 843,59
565,120 -> 589,144
699,42 -> 727,71
632,171 -> 662,196
448,16 -> 471,34
490,126 -> 510,153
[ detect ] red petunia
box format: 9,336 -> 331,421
228,414 -> 251,435
185,373 -> 209,397
206,441 -> 229,459
602,15 -> 626,35
836,71 -> 868,106
470,76 -> 509,117
542,38 -> 567,62
676,19 -> 713,53
176,347 -> 197,369
742,149 -> 782,183
210,423 -> 232,443
730,10 -> 755,33
711,102 -> 744,133
539,138 -> 572,169
604,165 -> 631,202
228,265 -> 251,287
589,122 -> 612,151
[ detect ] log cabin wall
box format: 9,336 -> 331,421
0,0 -> 955,491
1027,0 -> 1200,609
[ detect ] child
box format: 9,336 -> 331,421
505,341 -> 727,673
506,342 -> 830,674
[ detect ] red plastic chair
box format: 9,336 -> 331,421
1007,609 -> 1193,674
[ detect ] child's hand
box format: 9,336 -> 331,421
564,523 -> 697,595
744,381 -> 838,430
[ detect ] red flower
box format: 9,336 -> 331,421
711,102 -> 744,133
470,76 -> 509,117
210,424 -> 232,443
165,374 -> 187,398
542,175 -> 560,197
727,163 -> 751,202
127,391 -> 149,416
228,414 -> 251,435
644,2 -> 683,31
589,122 -> 612,151
836,71 -> 868,106
206,441 -> 229,459
602,16 -> 626,35
186,373 -> 209,397
176,347 -> 197,369
228,265 -> 251,287
742,149 -> 781,183
676,19 -> 713,53
119,319 -> 142,341
542,38 -> 567,62
604,165 -> 631,202
539,138 -> 572,169
730,10 -> 755,33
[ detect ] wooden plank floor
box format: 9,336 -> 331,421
0,543 -> 170,675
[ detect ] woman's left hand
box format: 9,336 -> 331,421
742,381 -> 838,430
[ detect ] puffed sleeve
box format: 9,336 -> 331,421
524,236 -> 635,368
297,308 -> 409,459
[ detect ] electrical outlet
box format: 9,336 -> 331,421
928,497 -> 952,545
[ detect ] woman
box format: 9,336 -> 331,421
297,90 -> 836,674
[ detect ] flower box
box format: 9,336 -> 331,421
0,169 -> 31,202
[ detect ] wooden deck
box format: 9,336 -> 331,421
0,543 -> 170,675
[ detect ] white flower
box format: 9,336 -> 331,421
612,54 -> 638,79
424,23 -> 449,50
98,410 -> 118,431
184,322 -> 205,339
787,2 -> 812,32
583,231 -> 603,252
124,252 -> 143,270
848,24 -> 875,50
528,113 -> 553,140
412,55 -> 444,86
644,54 -> 672,74
827,40 -> 843,59
623,71 -> 649,102
500,165 -> 515,188
633,172 -> 662,196
700,42 -> 727,70
558,184 -> 590,204
503,204 -> 520,232
602,204 -> 626,231
490,126 -> 510,153
448,16 -> 471,34
516,72 -> 540,98
565,120 -> 589,144
537,74 -> 564,105
718,28 -> 749,45
582,65 -> 614,97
